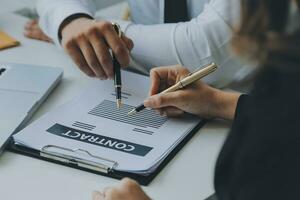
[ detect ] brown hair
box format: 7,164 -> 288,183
232,0 -> 300,67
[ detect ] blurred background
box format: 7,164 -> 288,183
2,0 -> 124,13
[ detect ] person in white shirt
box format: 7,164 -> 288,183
35,0 -> 244,87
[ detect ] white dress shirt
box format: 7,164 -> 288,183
37,0 -> 247,87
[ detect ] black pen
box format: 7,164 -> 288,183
128,63 -> 218,116
128,104 -> 146,116
112,23 -> 122,108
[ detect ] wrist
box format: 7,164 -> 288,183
59,14 -> 94,42
211,89 -> 241,121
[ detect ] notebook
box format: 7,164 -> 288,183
0,31 -> 20,50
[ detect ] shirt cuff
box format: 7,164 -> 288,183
58,13 -> 94,42
37,1 -> 94,46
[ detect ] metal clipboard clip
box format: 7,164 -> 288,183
40,145 -> 118,174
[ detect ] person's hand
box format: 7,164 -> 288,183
93,178 -> 151,200
143,65 -> 241,120
24,19 -> 53,43
61,17 -> 134,79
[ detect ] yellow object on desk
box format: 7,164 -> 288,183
0,31 -> 20,50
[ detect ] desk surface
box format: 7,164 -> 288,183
0,11 -> 229,200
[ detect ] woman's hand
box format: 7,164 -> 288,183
144,65 -> 241,120
93,178 -> 151,200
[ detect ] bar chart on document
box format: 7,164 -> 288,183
13,71 -> 202,175
88,99 -> 168,135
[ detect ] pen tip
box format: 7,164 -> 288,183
117,100 -> 122,109
127,109 -> 137,116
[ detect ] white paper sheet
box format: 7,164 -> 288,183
13,71 -> 202,174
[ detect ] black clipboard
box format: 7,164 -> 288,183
8,120 -> 206,186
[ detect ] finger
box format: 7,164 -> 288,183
24,23 -> 32,31
100,23 -> 130,67
144,91 -> 182,109
29,23 -> 44,32
23,30 -> 36,39
120,178 -> 138,187
159,78 -> 168,93
149,66 -> 181,96
65,42 -> 96,77
25,20 -> 37,30
160,106 -> 184,117
89,34 -> 114,79
149,67 -> 169,96
24,29 -> 53,42
92,191 -> 104,200
77,37 -> 107,79
29,23 -> 54,43
121,33 -> 134,50
149,69 -> 161,96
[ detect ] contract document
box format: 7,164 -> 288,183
12,71 -> 203,177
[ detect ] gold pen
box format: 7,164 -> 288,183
128,63 -> 218,116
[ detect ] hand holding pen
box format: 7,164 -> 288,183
60,18 -> 133,79
128,63 -> 218,116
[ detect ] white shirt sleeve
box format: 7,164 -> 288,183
38,0 -> 244,87
37,0 -> 97,45
125,0 -> 243,87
